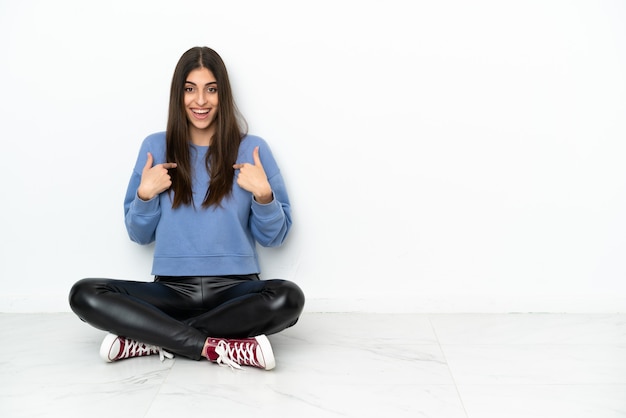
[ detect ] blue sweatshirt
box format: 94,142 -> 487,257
123,132 -> 292,276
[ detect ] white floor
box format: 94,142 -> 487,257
1,312 -> 625,418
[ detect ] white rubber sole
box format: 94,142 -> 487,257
255,335 -> 276,370
99,333 -> 120,363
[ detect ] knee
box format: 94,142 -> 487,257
272,280 -> 305,316
68,278 -> 99,316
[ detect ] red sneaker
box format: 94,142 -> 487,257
100,334 -> 173,362
205,335 -> 275,370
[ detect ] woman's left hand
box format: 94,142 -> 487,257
233,146 -> 273,204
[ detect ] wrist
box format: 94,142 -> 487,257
253,190 -> 273,204
137,188 -> 153,201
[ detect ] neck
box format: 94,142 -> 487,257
190,126 -> 214,146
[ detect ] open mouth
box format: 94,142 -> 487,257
191,109 -> 211,119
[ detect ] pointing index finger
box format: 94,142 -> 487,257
252,146 -> 262,166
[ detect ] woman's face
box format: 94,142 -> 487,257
184,67 -> 219,140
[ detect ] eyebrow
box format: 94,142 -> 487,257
185,81 -> 217,86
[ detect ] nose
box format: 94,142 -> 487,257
195,90 -> 208,106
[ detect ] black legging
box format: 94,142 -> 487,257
68,275 -> 305,360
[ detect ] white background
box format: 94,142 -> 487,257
1,0 -> 625,313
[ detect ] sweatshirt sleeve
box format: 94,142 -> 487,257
247,140 -> 292,247
123,139 -> 162,245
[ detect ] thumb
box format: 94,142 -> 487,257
252,146 -> 263,167
143,152 -> 154,172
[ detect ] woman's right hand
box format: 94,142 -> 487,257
137,152 -> 177,201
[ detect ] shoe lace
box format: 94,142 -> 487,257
213,340 -> 260,370
122,338 -> 174,362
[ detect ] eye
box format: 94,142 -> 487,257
184,85 -> 195,93
207,86 -> 217,93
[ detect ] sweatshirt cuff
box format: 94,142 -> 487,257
251,195 -> 281,218
132,193 -> 160,214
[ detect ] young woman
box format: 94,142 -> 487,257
69,46 -> 305,370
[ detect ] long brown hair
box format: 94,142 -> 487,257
166,46 -> 247,208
